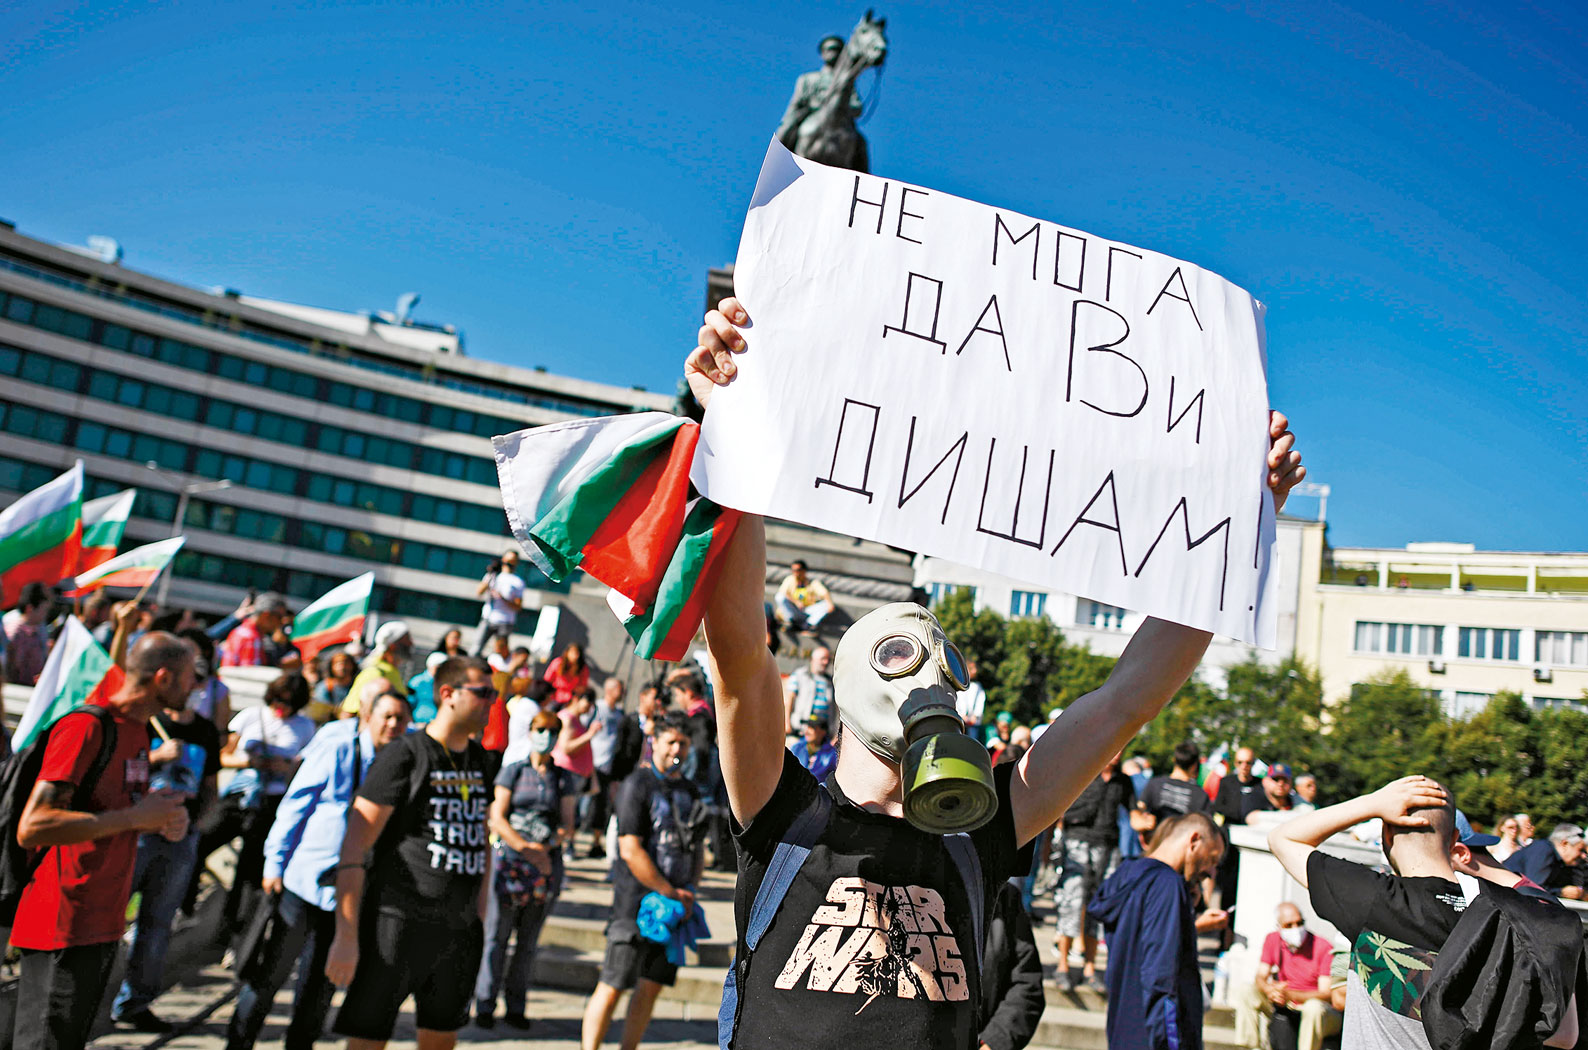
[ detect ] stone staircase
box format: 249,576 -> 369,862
531,857 -> 1249,1050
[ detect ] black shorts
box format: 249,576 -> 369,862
333,907 -> 484,1038
599,935 -> 677,990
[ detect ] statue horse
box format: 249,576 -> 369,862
790,11 -> 888,173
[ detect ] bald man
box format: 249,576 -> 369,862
11,633 -> 193,1050
1231,902 -> 1339,1050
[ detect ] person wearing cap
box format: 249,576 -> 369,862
987,710 -> 1015,761
345,621 -> 413,718
221,591 -> 292,668
1503,823 -> 1587,899
788,715 -> 837,781
1245,764 -> 1296,824
405,651 -> 448,725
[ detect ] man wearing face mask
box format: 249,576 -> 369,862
1230,903 -> 1338,1050
1087,812 -> 1225,1050
686,297 -> 1308,1050
582,712 -> 702,1050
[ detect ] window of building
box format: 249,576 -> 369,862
1536,631 -> 1588,668
1531,696 -> 1588,713
1458,626 -> 1520,661
924,582 -> 976,606
1352,621 -> 1442,656
1448,691 -> 1492,718
1010,590 -> 1047,618
1078,599 -> 1127,629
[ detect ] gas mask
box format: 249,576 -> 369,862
833,603 -> 998,834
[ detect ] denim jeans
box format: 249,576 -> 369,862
112,828 -> 200,1018
225,890 -> 336,1050
473,876 -> 560,1017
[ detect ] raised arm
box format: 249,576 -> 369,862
1268,775 -> 1448,888
1008,411 -> 1304,846
686,298 -> 786,827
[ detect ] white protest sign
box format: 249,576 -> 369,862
693,141 -> 1278,646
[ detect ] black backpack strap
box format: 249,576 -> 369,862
943,832 -> 986,972
65,705 -> 120,812
718,783 -> 833,1049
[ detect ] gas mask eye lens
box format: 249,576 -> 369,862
871,634 -> 925,677
941,643 -> 969,690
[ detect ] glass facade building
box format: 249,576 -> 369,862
0,223 -> 673,640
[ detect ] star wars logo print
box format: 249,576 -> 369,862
775,877 -> 968,1013
425,768 -> 488,875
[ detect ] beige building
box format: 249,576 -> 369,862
1296,538 -> 1588,714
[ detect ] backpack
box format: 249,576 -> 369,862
0,705 -> 120,925
716,781 -> 985,1049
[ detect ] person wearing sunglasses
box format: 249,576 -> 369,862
685,297 -> 1308,1050
325,657 -> 496,1050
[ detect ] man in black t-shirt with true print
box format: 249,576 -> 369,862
686,297 -> 1309,1050
581,712 -> 702,1050
325,656 -> 495,1050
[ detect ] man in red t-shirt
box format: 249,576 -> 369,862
9,633 -> 194,1050
1231,901 -> 1340,1050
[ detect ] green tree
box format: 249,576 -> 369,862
1217,657 -> 1327,774
1525,704 -> 1588,831
1317,670 -> 1445,802
1434,692 -> 1534,826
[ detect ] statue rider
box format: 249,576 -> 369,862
775,35 -> 864,152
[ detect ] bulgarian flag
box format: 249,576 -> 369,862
494,413 -> 741,662
78,489 -> 137,573
14,617 -> 124,751
0,461 -> 83,603
290,571 -> 374,660
64,536 -> 186,597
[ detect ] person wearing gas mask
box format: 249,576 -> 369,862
686,296 -> 1308,1050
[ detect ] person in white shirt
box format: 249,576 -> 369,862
474,550 -> 526,656
956,660 -> 988,729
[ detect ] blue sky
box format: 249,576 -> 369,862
4,0 -> 1584,551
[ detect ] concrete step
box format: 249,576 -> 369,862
538,913 -> 734,968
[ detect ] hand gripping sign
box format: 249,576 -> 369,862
692,141 -> 1278,646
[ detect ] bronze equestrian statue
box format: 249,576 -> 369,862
775,12 -> 888,173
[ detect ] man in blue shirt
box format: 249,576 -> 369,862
1503,823 -> 1586,898
788,715 -> 837,781
225,680 -> 412,1050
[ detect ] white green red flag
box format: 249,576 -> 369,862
494,413 -> 741,662
0,460 -> 83,603
14,617 -> 124,751
78,489 -> 137,573
64,536 -> 186,597
290,571 -> 374,660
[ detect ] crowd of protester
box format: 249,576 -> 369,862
3,557 -> 1587,1050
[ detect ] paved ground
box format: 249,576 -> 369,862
85,962 -> 718,1050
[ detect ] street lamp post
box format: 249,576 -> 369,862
142,462 -> 232,608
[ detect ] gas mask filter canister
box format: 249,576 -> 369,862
833,603 -> 998,834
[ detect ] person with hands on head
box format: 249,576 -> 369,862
686,297 -> 1305,1050
325,657 -> 494,1050
1267,776 -> 1462,1050
9,632 -> 194,1050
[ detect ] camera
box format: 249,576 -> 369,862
486,557 -> 503,576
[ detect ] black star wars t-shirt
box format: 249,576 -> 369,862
728,751 -> 1029,1050
357,731 -> 489,923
